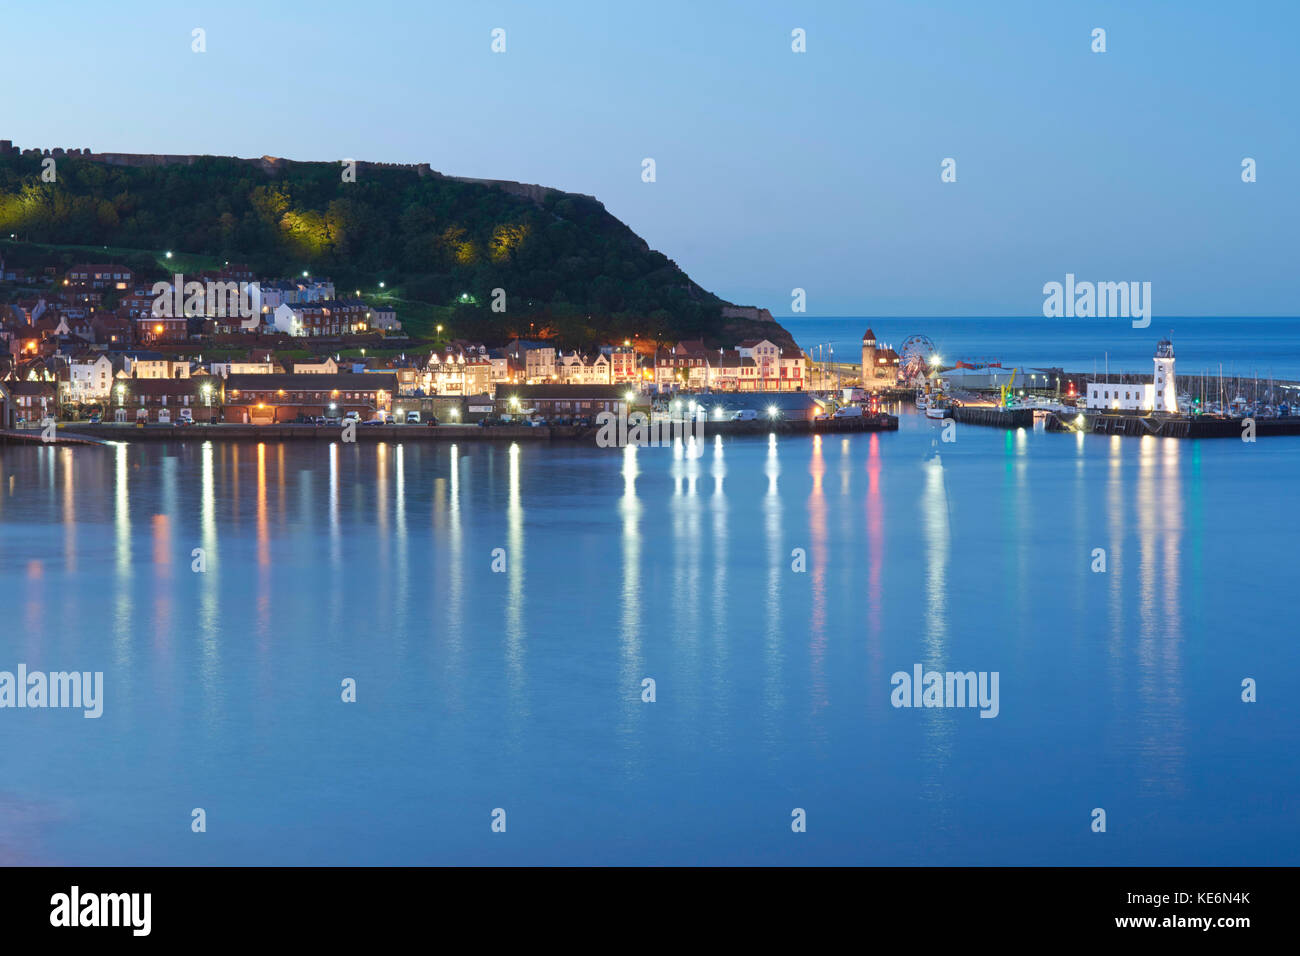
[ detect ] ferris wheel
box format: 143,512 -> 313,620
899,334 -> 937,382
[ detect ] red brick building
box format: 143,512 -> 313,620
135,314 -> 188,344
109,379 -> 213,423
64,264 -> 134,304
222,373 -> 397,424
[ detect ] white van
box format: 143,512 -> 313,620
832,405 -> 864,419
730,409 -> 758,421
405,411 -> 420,424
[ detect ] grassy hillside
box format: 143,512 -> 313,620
0,152 -> 746,346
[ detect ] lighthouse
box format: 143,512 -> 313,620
1154,338 -> 1177,413
862,329 -> 877,381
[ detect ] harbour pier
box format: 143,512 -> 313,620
1044,411 -> 1300,438
951,405 -> 1034,429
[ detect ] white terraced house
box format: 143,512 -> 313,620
67,353 -> 114,402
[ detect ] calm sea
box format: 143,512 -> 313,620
785,316 -> 1300,381
1,422 -> 1297,864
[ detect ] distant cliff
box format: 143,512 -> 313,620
0,139 -> 789,347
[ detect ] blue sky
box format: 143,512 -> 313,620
4,0 -> 1296,316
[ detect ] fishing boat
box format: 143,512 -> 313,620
925,398 -> 952,420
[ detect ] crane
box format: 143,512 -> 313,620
1000,368 -> 1019,407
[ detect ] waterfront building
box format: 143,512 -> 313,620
494,383 -> 631,419
861,329 -> 901,386
5,380 -> 57,420
66,352 -> 115,402
607,345 -> 638,383
108,378 -> 212,423
222,372 -> 396,423
736,339 -> 799,390
655,341 -> 711,391
708,350 -> 757,391
421,344 -> 492,395
120,352 -> 190,380
653,339 -> 806,392
524,346 -> 557,383
486,350 -> 520,385
776,346 -> 807,390
558,350 -> 611,385
1084,338 -> 1178,413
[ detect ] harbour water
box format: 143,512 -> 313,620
1,417 -> 1297,865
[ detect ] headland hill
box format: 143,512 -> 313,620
0,139 -> 791,353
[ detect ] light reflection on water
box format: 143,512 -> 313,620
0,422 -> 1296,866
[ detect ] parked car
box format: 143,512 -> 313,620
343,411 -> 361,423
426,416 -> 439,427
361,418 -> 384,426
324,415 -> 341,425
87,414 -> 101,424
730,409 -> 758,421
385,414 -> 396,424
405,411 -> 421,424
